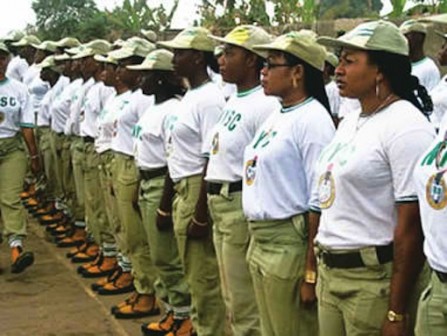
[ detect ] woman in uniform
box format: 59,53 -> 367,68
313,20 -> 435,336
0,42 -> 40,273
128,48 -> 194,336
157,27 -> 226,336
205,25 -> 279,336
240,31 -> 334,336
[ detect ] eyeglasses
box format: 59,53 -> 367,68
263,61 -> 293,69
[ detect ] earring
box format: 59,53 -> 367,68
375,80 -> 380,98
157,79 -> 163,85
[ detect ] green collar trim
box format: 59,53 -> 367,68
237,85 -> 261,98
281,97 -> 313,113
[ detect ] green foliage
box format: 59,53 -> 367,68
197,0 -> 270,30
104,0 -> 179,38
388,0 -> 407,18
31,0 -> 179,41
32,0 -> 101,40
318,0 -> 383,19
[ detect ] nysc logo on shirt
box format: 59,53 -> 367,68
421,139 -> 447,210
219,109 -> 241,132
0,96 -> 17,107
253,128 -> 276,149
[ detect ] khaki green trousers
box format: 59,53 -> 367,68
415,271 -> 447,335
69,136 -> 85,222
112,152 -> 156,294
84,143 -> 112,244
49,131 -> 64,200
37,127 -> 56,199
139,174 -> 190,308
316,246 -> 429,336
173,175 -> 226,336
0,136 -> 28,240
208,187 -> 260,336
99,151 -> 122,247
247,215 -> 318,336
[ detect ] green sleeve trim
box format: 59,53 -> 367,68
20,123 -> 36,128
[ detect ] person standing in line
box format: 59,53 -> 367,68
58,41 -> 112,250
105,38 -> 161,319
33,56 -> 64,218
414,90 -> 447,336
128,49 -> 194,336
0,42 -> 41,273
34,53 -> 70,221
157,27 -> 227,336
70,50 -> 116,265
3,30 -> 28,82
88,53 -> 135,300
42,54 -> 83,233
313,20 -> 436,336
240,31 -> 333,336
205,25 -> 279,336
400,19 -> 441,92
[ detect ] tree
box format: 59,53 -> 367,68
318,0 -> 383,19
105,0 -> 179,38
388,0 -> 408,18
32,0 -> 103,40
197,0 -> 270,31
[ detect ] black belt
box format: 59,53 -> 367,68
207,181 -> 243,195
139,167 -> 167,181
321,244 -> 393,269
435,270 -> 447,283
83,136 -> 95,143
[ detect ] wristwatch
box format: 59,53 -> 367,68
387,310 -> 405,322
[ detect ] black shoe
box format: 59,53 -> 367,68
11,247 -> 34,274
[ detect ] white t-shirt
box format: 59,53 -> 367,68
338,97 -> 361,120
412,57 -> 441,92
64,78 -> 95,136
0,78 -> 34,138
80,81 -> 115,138
28,72 -> 50,115
167,81 -> 225,182
6,56 -> 28,82
111,89 -> 153,156
315,100 -> 435,249
206,86 -> 279,183
133,97 -> 181,170
325,81 -> 341,118
242,98 -> 335,221
414,124 -> 447,273
429,74 -> 447,131
37,76 -> 69,127
50,78 -> 83,134
96,91 -> 133,154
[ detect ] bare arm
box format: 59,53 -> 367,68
21,127 -> 40,174
389,202 -> 425,312
382,202 -> 425,336
300,211 -> 320,307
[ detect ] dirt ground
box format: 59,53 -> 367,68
0,219 -> 162,336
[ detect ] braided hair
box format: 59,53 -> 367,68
283,52 -> 332,117
368,51 -> 433,118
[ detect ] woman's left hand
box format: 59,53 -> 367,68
187,219 -> 209,239
30,156 -> 42,175
300,281 -> 317,309
381,320 -> 407,336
